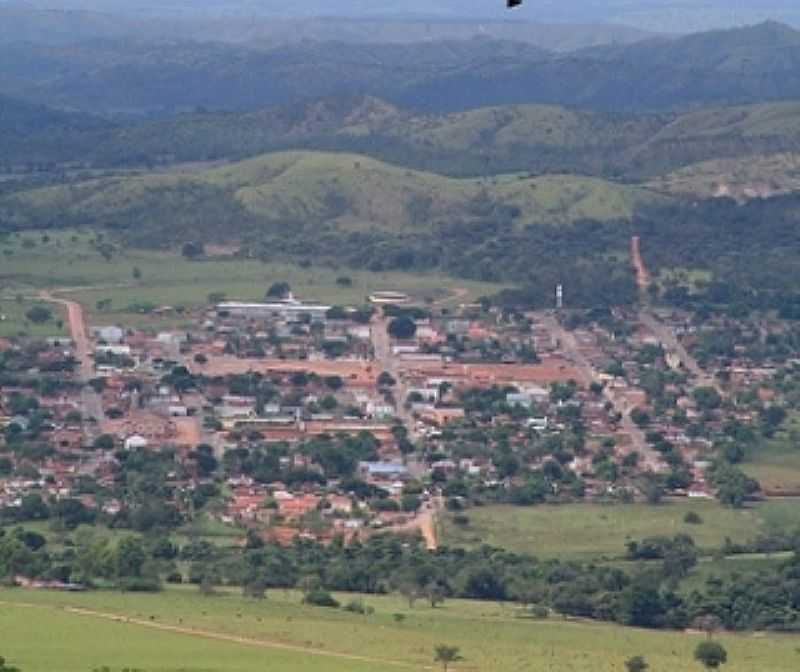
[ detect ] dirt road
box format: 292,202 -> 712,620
39,291 -> 105,436
542,314 -> 663,468
39,291 -> 93,380
630,236 -> 650,292
639,311 -> 720,392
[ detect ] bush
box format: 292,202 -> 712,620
529,605 -> 549,619
343,599 -> 367,614
118,576 -> 162,592
165,572 -> 183,584
304,588 -> 340,608
684,511 -> 703,525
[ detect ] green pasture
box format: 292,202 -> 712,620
439,500 -> 800,560
1,585 -> 800,672
742,414 -> 800,494
0,229 -> 499,329
0,297 -> 66,339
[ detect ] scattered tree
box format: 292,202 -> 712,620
388,316 -> 417,340
694,641 -> 728,670
434,645 -> 463,672
625,656 -> 649,672
25,305 -> 52,324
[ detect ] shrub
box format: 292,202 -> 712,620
304,588 -> 339,608
684,511 -> 703,525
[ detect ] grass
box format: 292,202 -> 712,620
647,152 -> 800,200
439,500 -> 800,560
0,296 -> 66,338
742,413 -> 800,494
0,229 -> 500,329
2,585 -> 800,672
5,150 -> 663,234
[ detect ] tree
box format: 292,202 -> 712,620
434,645 -> 463,672
626,656 -> 649,672
694,641 -> 727,670
132,266 -> 142,281
25,305 -> 52,324
388,316 -> 417,340
693,614 -> 722,640
0,656 -> 20,672
266,282 -> 291,299
181,241 -> 205,259
378,371 -> 396,387
93,434 -> 115,451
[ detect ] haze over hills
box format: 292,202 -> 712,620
0,4 -> 655,51
3,21 -> 800,117
7,0 -> 800,32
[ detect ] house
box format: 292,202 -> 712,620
506,392 -> 533,409
124,435 -> 149,450
217,298 -> 330,323
420,407 -> 465,427
359,462 -> 409,481
92,326 -> 125,344
277,494 -> 321,520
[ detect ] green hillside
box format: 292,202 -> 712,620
11,93 -> 800,183
3,150 -> 660,238
647,152 -> 800,200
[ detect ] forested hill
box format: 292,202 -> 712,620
398,22 -> 800,112
9,94 -> 800,184
0,94 -> 106,135
3,22 -> 800,115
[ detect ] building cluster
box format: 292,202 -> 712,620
0,290 -> 791,544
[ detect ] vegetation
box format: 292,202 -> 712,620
439,501 -> 796,559
2,585 -> 800,672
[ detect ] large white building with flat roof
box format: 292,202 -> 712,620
217,299 -> 331,323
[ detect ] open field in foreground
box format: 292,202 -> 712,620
2,586 -> 800,672
439,500 -> 800,560
0,230 -> 501,330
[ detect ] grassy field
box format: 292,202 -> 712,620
2,585 -> 800,672
742,413 -> 800,494
0,296 -> 66,338
439,500 -> 800,560
0,230 -> 499,330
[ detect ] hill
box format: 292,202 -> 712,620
0,150 -> 657,304
0,4 -> 655,51
10,95 -> 800,184
4,23 -> 800,116
0,93 -> 106,136
11,0 -> 800,33
397,22 -> 800,113
647,153 -> 800,200
2,151 -> 659,238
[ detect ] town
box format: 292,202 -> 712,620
1,273 -> 785,551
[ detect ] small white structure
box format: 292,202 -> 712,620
124,435 -> 149,450
93,326 -> 125,344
